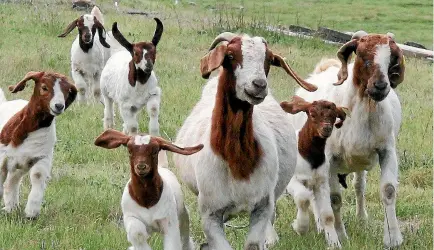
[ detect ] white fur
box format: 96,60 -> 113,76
100,50 -> 161,136
122,167 -> 194,250
0,100 -> 56,218
0,88 -> 6,104
286,131 -> 341,248
173,72 -> 297,249
69,9 -> 110,104
134,135 -> 151,145
49,79 -> 66,115
291,59 -> 403,247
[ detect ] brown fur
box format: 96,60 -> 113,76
0,72 -> 77,147
94,129 -> 203,208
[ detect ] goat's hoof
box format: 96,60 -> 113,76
292,220 -> 309,235
2,205 -> 18,213
245,243 -> 260,250
384,231 -> 403,248
200,243 -> 209,250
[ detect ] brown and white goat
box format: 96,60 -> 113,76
173,32 -> 317,249
94,129 -> 203,250
58,6 -> 110,103
289,31 -> 405,247
281,96 -> 348,248
0,71 -> 77,218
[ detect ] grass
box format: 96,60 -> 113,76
0,0 -> 432,249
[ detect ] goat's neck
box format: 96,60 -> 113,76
128,61 -> 151,85
0,98 -> 54,147
210,68 -> 262,180
128,165 -> 163,208
298,120 -> 326,169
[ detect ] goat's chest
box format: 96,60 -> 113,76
293,154 -> 329,189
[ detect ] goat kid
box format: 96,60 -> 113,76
94,129 -> 203,250
281,96 -> 348,248
0,71 -> 77,218
58,6 -> 110,103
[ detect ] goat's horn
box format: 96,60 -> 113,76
209,32 -> 237,51
351,30 -> 368,40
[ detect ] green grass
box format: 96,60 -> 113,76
0,0 -> 432,249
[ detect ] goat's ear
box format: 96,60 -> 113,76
112,22 -> 133,55
335,107 -> 350,128
65,83 -> 77,110
271,53 -> 317,92
58,18 -> 78,38
280,95 -> 311,114
200,44 -> 227,79
9,71 -> 45,93
151,18 -> 164,47
388,43 -> 405,88
335,39 -> 358,85
155,137 -> 204,156
94,129 -> 130,149
95,17 -> 110,48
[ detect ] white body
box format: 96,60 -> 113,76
122,167 -> 193,250
0,100 -> 56,218
291,60 -> 403,247
173,77 -> 297,249
100,50 -> 161,136
286,130 -> 340,248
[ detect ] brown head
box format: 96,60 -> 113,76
200,32 -> 317,105
335,31 -> 405,102
111,18 -> 163,86
58,7 -> 110,50
94,129 -> 203,178
281,96 -> 349,138
9,71 -> 78,116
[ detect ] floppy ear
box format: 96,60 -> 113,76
95,18 -> 110,48
388,42 -> 405,88
335,39 -> 358,85
58,18 -> 78,37
94,129 -> 131,149
9,71 -> 45,93
154,137 -> 204,155
112,22 -> 133,55
280,95 -> 312,114
271,54 -> 317,92
200,44 -> 227,79
334,107 -> 350,128
65,83 -> 78,110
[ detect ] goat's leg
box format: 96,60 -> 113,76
353,171 -> 368,220
161,216 -> 182,250
287,177 -> 312,235
378,148 -> 403,247
314,180 -> 341,248
329,173 -> 348,242
124,216 -> 151,250
25,158 -> 51,218
102,95 -> 115,130
0,157 -> 8,199
264,209 -> 279,247
146,93 -> 160,136
92,73 -> 102,103
71,70 -> 88,104
3,168 -> 25,213
120,104 -> 139,135
199,195 -> 232,250
245,195 -> 273,250
179,205 -> 195,250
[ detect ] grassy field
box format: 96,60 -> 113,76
0,0 -> 432,249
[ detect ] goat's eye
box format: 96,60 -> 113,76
227,54 -> 234,60
41,85 -> 48,91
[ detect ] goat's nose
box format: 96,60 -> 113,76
252,79 -> 267,89
55,103 -> 64,111
323,126 -> 333,134
137,163 -> 147,170
374,80 -> 387,90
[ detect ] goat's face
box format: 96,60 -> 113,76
94,129 -> 203,177
335,31 -> 405,102
8,72 -> 78,116
132,42 -> 157,74
281,96 -> 349,138
200,32 -> 317,105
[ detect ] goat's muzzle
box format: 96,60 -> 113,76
135,162 -> 151,176
318,123 -> 333,138
244,78 -> 268,105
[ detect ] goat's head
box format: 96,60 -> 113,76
335,31 -> 405,102
58,6 -> 110,48
111,18 -> 163,86
281,96 -> 349,138
8,71 -> 78,116
94,129 -> 203,177
200,32 -> 317,105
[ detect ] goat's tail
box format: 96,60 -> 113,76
313,58 -> 341,74
0,88 -> 6,104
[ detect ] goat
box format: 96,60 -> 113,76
289,31 -> 405,247
100,19 -> 163,136
94,129 -> 203,250
173,32 -> 317,249
281,96 -> 348,248
0,71 -> 77,218
58,6 -> 110,104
